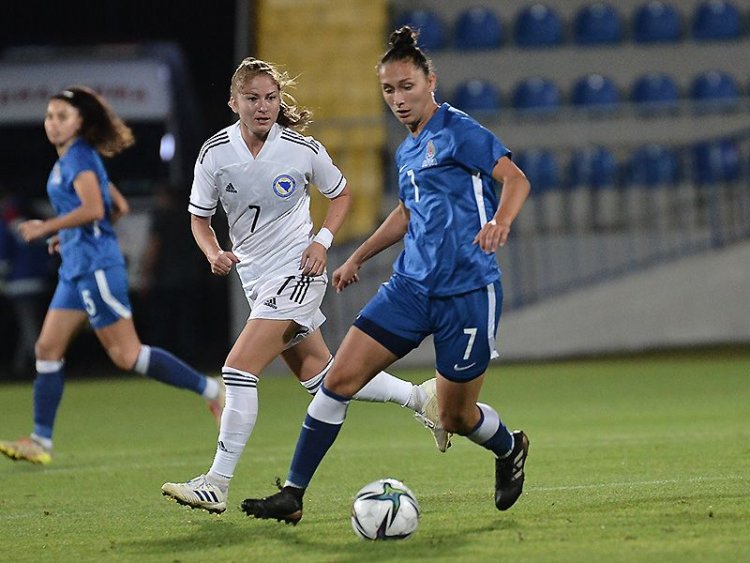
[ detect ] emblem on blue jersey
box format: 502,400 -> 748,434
272,174 -> 297,198
421,140 -> 438,168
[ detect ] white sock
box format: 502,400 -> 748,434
207,367 -> 258,481
30,433 -> 52,451
202,376 -> 220,400
404,384 -> 427,412
299,356 -> 333,395
205,472 -> 230,492
353,370 -> 416,409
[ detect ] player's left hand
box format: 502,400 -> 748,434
332,259 -> 360,293
17,219 -> 49,242
300,242 -> 327,277
473,218 -> 510,253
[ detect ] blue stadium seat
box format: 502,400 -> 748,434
633,1 -> 683,43
631,72 -> 679,113
692,0 -> 742,40
512,77 -> 561,114
690,70 -> 740,110
692,138 -> 741,184
628,144 -> 681,186
569,146 -> 618,189
573,3 -> 623,45
572,74 -> 620,111
455,7 -> 503,50
514,4 -> 564,48
392,9 -> 446,51
453,79 -> 501,113
514,150 -> 561,192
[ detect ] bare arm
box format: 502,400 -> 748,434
190,214 -> 239,276
108,183 -> 130,224
18,170 -> 105,242
332,201 -> 410,293
473,155 -> 531,252
300,185 -> 352,276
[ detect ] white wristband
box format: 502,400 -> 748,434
313,227 -> 334,249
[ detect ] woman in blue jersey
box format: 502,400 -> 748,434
242,26 -> 532,523
0,86 -> 223,465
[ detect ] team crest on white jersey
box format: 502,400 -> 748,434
273,174 -> 297,198
422,140 -> 438,168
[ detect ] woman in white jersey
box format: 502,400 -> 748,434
161,58 -> 439,514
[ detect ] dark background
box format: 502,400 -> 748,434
4,1 -> 241,139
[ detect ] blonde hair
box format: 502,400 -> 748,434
230,57 -> 312,131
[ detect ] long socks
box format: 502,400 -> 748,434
32,359 -> 65,441
207,367 -> 259,486
133,345 -> 207,395
285,385 -> 349,488
466,402 -> 514,458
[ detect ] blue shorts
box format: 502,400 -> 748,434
354,274 -> 502,382
50,266 -> 133,329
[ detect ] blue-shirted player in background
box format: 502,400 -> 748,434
241,26 -> 532,524
0,86 -> 224,465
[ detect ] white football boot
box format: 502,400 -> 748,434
414,378 -> 452,452
161,474 -> 227,514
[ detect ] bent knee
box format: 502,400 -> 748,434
35,339 -> 63,362
324,368 -> 365,398
106,345 -> 140,371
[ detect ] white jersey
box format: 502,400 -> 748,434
189,122 -> 346,296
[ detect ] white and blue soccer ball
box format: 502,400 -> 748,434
351,478 -> 420,540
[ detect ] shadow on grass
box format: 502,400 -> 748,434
121,513 -> 522,560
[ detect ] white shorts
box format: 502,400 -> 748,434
245,272 -> 327,349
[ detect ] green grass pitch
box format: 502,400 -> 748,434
1,350 -> 749,562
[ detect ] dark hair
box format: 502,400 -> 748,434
50,86 -> 134,157
378,26 -> 434,76
230,57 -> 312,131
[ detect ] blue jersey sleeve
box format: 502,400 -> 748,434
452,120 -> 510,178
66,142 -> 113,210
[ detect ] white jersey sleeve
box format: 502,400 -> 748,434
311,143 -> 347,199
189,129 -> 230,217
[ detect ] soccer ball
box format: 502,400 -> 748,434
350,478 -> 420,540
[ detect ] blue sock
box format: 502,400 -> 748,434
286,385 -> 350,488
133,345 -> 206,394
33,361 -> 65,440
467,403 -> 514,457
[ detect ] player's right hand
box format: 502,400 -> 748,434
46,235 -> 60,255
208,249 -> 239,276
332,260 -> 360,293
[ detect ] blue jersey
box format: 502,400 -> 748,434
47,138 -> 124,281
393,103 -> 511,296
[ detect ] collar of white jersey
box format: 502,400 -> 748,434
229,121 -> 281,160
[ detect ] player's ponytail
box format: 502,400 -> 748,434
378,26 -> 434,76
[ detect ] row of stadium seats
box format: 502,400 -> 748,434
515,138 -> 742,191
450,70 -> 745,114
394,0 -> 746,50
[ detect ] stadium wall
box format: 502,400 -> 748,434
389,240 -> 750,366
